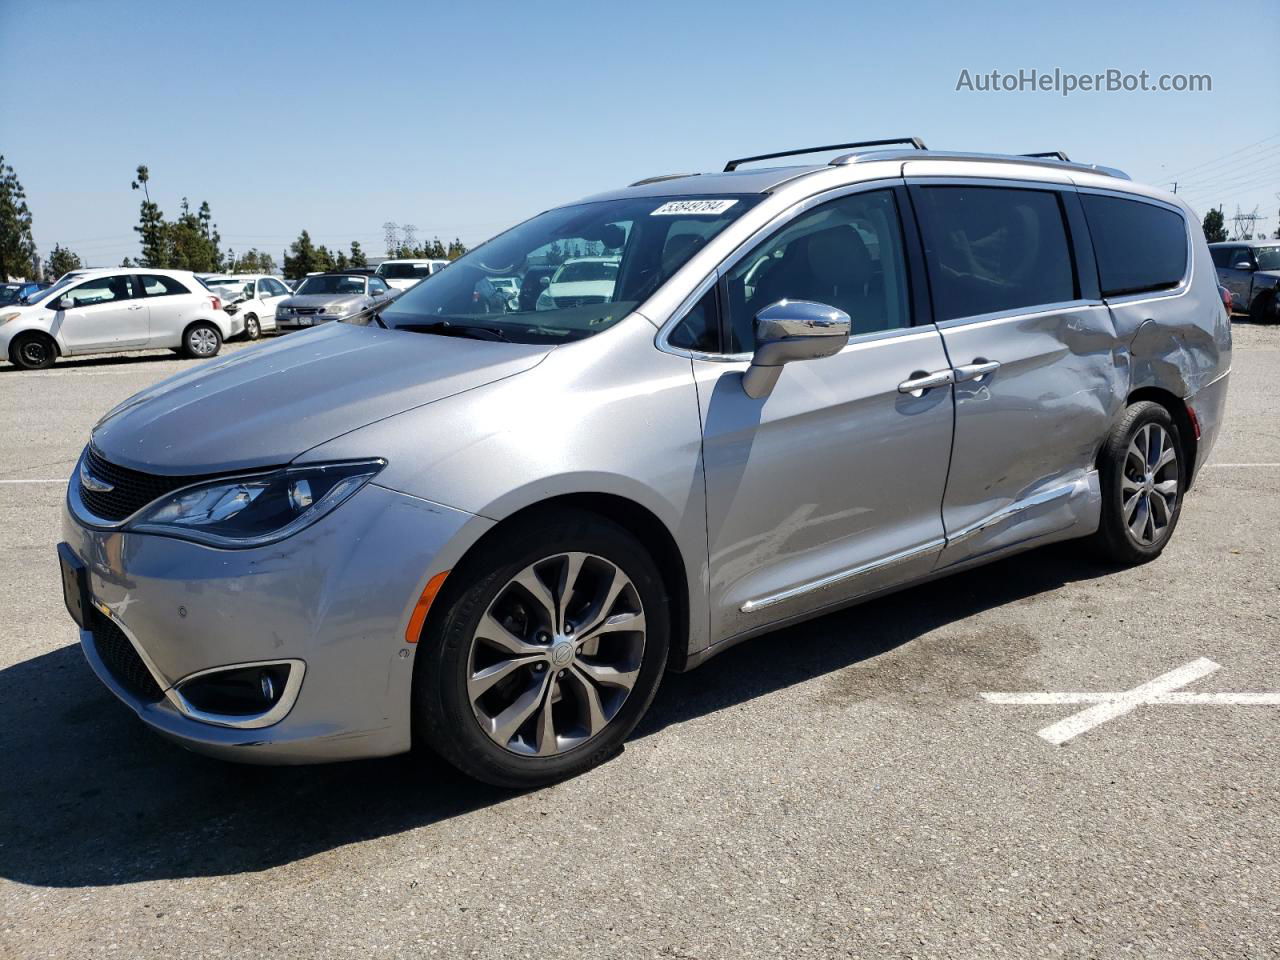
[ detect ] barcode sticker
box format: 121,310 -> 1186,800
650,199 -> 739,216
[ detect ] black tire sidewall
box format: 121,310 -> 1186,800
414,510 -> 669,788
184,323 -> 222,358
10,333 -> 55,370
1095,401 -> 1184,564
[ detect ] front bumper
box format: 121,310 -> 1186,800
62,482 -> 490,763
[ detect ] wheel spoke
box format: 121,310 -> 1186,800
1121,474 -> 1142,495
1146,425 -> 1163,469
576,567 -> 630,638
556,552 -> 587,634
576,659 -> 640,691
512,567 -> 557,630
1155,445 -> 1177,473
489,672 -> 551,746
1128,494 -> 1151,541
533,677 -> 559,755
469,655 -> 541,701
476,611 -> 542,656
1149,489 -> 1172,526
566,665 -> 608,737
1123,490 -> 1143,523
585,610 -> 645,639
1154,479 -> 1178,497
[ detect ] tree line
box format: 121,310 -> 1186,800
0,157 -> 470,282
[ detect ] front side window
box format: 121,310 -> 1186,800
61,275 -> 134,307
1210,247 -> 1235,269
261,278 -> 288,297
722,189 -> 911,352
370,278 -> 389,295
1080,194 -> 1187,297
380,195 -> 762,344
297,275 -> 366,295
1253,245 -> 1280,271
914,185 -> 1076,322
140,274 -> 190,297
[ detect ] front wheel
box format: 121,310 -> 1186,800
9,332 -> 57,370
1089,401 -> 1184,565
181,322 -> 222,359
242,314 -> 261,340
414,510 -> 669,788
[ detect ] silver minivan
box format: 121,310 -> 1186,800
59,139 -> 1231,787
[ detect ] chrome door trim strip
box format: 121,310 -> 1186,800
739,537 -> 945,614
945,472 -> 1097,547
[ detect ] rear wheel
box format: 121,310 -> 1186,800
243,314 -> 261,340
414,510 -> 669,788
1089,401 -> 1184,565
181,322 -> 222,359
9,332 -> 57,370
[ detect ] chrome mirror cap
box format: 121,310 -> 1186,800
742,300 -> 851,399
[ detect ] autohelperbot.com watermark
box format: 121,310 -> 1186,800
955,67 -> 1212,97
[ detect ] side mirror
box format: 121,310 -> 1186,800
1231,260 -> 1254,271
539,275 -> 551,287
741,300 -> 850,399
58,297 -> 74,310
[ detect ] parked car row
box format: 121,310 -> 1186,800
1210,240 -> 1280,323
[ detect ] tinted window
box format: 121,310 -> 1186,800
723,189 -> 911,352
369,278 -> 389,294
1209,247 -> 1235,269
1255,246 -> 1280,271
140,274 -> 190,297
914,186 -> 1075,321
62,275 -> 134,307
668,286 -> 721,352
1080,194 -> 1187,297
297,275 -> 366,295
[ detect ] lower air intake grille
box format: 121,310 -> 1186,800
90,608 -> 164,703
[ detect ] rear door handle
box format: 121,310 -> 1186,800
897,369 -> 955,397
127,303 -> 144,311
953,359 -> 1001,383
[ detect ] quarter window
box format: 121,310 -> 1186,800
1080,194 -> 1187,297
140,274 -> 190,297
668,287 -> 721,352
723,189 -> 912,352
913,186 -> 1076,322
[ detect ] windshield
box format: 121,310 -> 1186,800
1255,246 -> 1280,271
0,285 -> 21,305
32,276 -> 78,304
376,263 -> 433,279
297,275 -> 366,295
380,195 -> 761,342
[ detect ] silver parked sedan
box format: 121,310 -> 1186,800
59,139 -> 1231,787
275,272 -> 396,330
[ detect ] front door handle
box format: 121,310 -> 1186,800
953,359 -> 1001,383
897,369 -> 955,397
127,303 -> 145,311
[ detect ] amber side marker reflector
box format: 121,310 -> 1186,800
405,570 -> 450,644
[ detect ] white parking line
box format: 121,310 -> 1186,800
981,659 -> 1280,745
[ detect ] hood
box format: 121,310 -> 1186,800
91,322 -> 552,474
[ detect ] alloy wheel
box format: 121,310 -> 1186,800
1121,422 -> 1179,546
467,552 -> 646,757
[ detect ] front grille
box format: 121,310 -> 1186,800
90,608 -> 164,702
294,307 -> 321,315
554,296 -> 606,309
79,446 -> 213,523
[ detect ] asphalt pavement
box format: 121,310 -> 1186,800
1,326 -> 1277,959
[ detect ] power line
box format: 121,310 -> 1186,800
1163,132 -> 1280,181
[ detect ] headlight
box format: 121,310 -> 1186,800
319,303 -> 351,317
0,311 -> 21,325
128,460 -> 385,547
277,305 -> 294,316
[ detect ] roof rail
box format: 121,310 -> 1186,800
629,172 -> 700,187
832,148 -> 1130,181
1020,151 -> 1071,162
724,137 -> 927,172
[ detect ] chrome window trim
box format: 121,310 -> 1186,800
933,297 -> 1106,331
1072,186 -> 1195,306
655,177 -> 908,360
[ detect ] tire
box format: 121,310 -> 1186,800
1249,290 -> 1277,324
413,509 -> 669,788
1088,400 -> 1185,565
243,314 -> 261,340
181,322 -> 222,359
9,332 -> 57,370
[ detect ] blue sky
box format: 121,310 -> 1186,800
2,0 -> 1276,267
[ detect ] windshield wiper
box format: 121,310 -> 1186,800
393,320 -> 512,342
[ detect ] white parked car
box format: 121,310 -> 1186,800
374,258 -> 450,291
200,274 -> 291,339
535,256 -> 620,310
0,267 -> 238,370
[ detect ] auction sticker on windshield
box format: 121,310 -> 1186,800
650,199 -> 739,216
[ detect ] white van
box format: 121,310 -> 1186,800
0,268 -> 237,369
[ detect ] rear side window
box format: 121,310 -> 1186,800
140,274 -> 190,297
1080,195 -> 1187,297
913,186 -> 1076,321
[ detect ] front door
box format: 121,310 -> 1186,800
52,274 -> 148,353
908,181 -> 1124,568
693,186 -> 955,642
